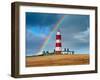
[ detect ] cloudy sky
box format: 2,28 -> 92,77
26,12 -> 89,56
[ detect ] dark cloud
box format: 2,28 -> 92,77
26,12 -> 62,27
26,30 -> 46,55
60,15 -> 89,32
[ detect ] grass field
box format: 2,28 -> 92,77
26,54 -> 89,67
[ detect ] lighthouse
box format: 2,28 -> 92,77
55,30 -> 62,55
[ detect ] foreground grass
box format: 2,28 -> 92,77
26,54 -> 89,67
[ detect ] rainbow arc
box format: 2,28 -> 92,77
39,15 -> 65,54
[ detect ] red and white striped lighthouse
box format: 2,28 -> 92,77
55,30 -> 62,55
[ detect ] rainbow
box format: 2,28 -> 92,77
40,15 -> 65,53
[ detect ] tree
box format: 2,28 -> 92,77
54,49 -> 55,52
47,51 -> 49,53
46,51 -> 49,55
42,51 -> 46,55
67,48 -> 69,52
64,48 -> 67,52
72,51 -> 74,55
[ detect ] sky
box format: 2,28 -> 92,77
26,12 -> 89,56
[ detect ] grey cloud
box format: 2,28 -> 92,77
74,27 -> 89,43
